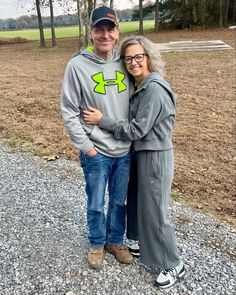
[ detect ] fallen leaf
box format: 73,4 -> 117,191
42,155 -> 59,161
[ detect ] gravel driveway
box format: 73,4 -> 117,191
0,144 -> 235,295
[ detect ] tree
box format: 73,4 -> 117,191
110,0 -> 114,9
76,0 -> 94,48
77,0 -> 85,49
200,0 -> 206,29
83,0 -> 89,45
219,0 -> 223,26
224,0 -> 230,26
154,0 -> 160,32
49,0 -> 57,46
139,0 -> 144,34
234,0 -> 236,22
87,0 -> 94,44
36,0 -> 46,47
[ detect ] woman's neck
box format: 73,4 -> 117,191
135,72 -> 151,87
135,78 -> 142,87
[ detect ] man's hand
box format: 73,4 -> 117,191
86,147 -> 97,156
83,107 -> 103,125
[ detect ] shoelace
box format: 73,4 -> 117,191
162,268 -> 178,278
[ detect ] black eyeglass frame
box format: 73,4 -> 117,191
123,53 -> 147,64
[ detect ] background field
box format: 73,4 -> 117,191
0,27 -> 235,226
0,20 -> 154,40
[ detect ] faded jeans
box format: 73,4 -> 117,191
80,151 -> 131,248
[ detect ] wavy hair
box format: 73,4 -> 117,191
119,36 -> 165,77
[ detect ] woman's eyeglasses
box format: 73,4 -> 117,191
123,53 -> 147,64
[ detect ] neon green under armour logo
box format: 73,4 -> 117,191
92,71 -> 127,94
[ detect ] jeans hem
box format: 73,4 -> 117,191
105,240 -> 124,245
90,243 -> 105,248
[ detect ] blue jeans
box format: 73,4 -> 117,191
80,151 -> 131,248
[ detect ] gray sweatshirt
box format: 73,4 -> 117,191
99,72 -> 176,151
60,48 -> 132,157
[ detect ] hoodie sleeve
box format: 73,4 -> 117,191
60,61 -> 94,154
99,82 -> 174,141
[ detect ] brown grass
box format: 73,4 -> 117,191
0,28 -> 235,226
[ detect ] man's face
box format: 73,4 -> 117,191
90,21 -> 119,60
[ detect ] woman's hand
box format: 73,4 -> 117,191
83,107 -> 103,125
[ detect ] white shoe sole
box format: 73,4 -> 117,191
155,267 -> 185,289
128,247 -> 140,258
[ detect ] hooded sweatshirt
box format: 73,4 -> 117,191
99,72 -> 176,151
61,48 -> 132,157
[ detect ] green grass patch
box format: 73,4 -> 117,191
0,20 -> 155,40
8,137 -> 33,149
119,20 -> 154,33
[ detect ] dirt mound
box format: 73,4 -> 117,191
0,37 -> 29,45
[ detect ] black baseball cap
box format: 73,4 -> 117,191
90,6 -> 118,28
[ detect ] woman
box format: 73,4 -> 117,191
83,36 -> 185,289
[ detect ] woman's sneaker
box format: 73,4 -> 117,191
155,261 -> 185,289
128,243 -> 140,257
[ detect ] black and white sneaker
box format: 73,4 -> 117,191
155,261 -> 185,289
128,243 -> 140,257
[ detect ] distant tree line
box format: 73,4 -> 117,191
0,9 -> 136,31
1,0 -> 235,48
134,0 -> 236,29
0,14 -> 79,30
1,1 -> 235,31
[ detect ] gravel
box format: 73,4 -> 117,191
0,144 -> 235,295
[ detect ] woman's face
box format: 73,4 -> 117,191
124,44 -> 151,84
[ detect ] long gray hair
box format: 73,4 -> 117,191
119,36 -> 165,77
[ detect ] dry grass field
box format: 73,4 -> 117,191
0,28 -> 235,225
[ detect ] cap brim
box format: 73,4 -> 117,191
92,17 -> 117,27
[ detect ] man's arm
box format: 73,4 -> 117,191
60,61 -> 95,155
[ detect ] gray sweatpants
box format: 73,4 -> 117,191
127,149 -> 180,269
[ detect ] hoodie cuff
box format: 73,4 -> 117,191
99,116 -> 117,132
79,140 -> 94,155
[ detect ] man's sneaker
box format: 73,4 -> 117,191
88,247 -> 104,269
155,261 -> 185,289
105,243 -> 134,264
128,243 -> 140,258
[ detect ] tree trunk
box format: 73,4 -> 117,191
224,0 -> 230,26
234,0 -> 236,22
154,0 -> 160,32
88,0 -> 94,19
87,0 -> 94,46
219,0 -> 223,27
110,0 -> 114,9
36,0 -> 46,47
77,0 -> 84,50
49,0 -> 57,47
82,0 -> 89,47
139,0 -> 143,34
200,0 -> 206,29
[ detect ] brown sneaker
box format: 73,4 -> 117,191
88,247 -> 104,269
105,244 -> 134,264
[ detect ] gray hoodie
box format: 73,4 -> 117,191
99,72 -> 176,151
61,48 -> 132,157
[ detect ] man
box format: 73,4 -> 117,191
60,6 -> 133,269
